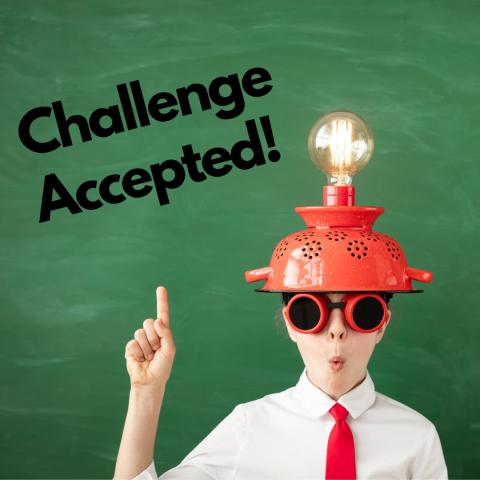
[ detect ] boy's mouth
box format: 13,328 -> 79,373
328,355 -> 345,371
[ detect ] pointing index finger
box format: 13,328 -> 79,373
156,286 -> 170,326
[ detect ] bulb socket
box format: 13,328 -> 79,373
323,185 -> 355,206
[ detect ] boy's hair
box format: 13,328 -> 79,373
280,292 -> 394,306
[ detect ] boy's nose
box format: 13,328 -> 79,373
327,309 -> 348,340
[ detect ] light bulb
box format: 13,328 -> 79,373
307,111 -> 374,186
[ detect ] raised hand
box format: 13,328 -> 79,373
124,286 -> 176,390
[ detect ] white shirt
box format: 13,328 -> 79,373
133,369 -> 448,480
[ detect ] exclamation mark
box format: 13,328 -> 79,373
259,115 -> 281,162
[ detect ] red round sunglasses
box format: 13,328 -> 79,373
285,293 -> 389,334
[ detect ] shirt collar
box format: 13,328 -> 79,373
293,367 -> 376,420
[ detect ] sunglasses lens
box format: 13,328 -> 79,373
289,297 -> 321,331
352,296 -> 385,330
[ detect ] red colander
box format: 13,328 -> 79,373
244,201 -> 432,294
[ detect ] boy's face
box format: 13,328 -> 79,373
282,292 -> 391,399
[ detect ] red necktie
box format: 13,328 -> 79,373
325,403 -> 356,480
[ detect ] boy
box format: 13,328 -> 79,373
114,286 -> 448,479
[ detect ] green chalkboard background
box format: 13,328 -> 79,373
1,0 -> 479,478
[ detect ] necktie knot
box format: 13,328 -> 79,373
329,402 -> 349,422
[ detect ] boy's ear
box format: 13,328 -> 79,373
375,308 -> 391,344
282,306 -> 298,343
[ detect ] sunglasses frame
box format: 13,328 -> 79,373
285,292 -> 389,334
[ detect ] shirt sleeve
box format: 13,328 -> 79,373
132,403 -> 247,480
411,422 -> 448,480
131,460 -> 158,480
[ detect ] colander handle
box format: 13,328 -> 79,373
406,267 -> 433,283
244,267 -> 271,283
